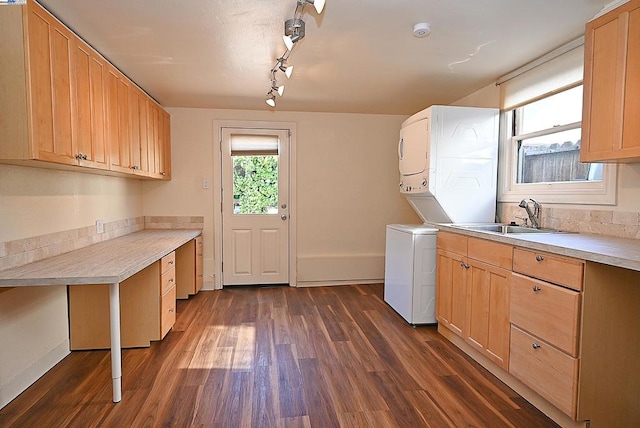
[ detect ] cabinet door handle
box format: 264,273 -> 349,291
535,255 -> 544,262
532,286 -> 542,292
459,262 -> 470,269
532,343 -> 541,350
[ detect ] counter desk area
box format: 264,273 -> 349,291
0,229 -> 202,403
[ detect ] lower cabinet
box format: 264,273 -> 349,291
437,229 -> 640,426
436,231 -> 512,370
69,251 -> 177,349
68,237 -> 203,350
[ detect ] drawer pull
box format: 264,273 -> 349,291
168,260 -> 174,265
460,262 -> 470,269
532,286 -> 542,292
535,255 -> 544,262
169,278 -> 174,283
169,308 -> 174,313
532,343 -> 541,350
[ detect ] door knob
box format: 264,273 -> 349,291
281,214 -> 288,220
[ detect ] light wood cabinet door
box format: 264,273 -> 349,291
106,66 -> 139,174
136,92 -> 150,174
72,38 -> 108,169
129,87 -> 143,173
436,248 -> 467,338
466,260 -> 510,370
145,103 -> 171,179
581,0 -> 640,162
27,2 -> 75,165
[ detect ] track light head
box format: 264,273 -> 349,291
279,64 -> 294,78
276,57 -> 294,78
298,0 -> 325,14
266,92 -> 276,107
272,83 -> 285,96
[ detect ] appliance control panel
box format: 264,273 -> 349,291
400,174 -> 430,194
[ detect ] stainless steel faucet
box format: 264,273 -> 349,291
518,198 -> 541,229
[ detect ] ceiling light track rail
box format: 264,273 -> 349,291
265,0 -> 325,107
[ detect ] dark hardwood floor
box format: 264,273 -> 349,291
0,284 -> 557,427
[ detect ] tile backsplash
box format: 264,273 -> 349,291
498,204 -> 640,239
0,216 -> 203,271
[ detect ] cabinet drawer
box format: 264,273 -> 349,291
510,326 -> 579,418
161,266 -> 176,295
468,237 -> 512,269
161,251 -> 175,274
437,231 -> 467,255
160,285 -> 176,339
513,248 -> 584,291
510,273 -> 581,356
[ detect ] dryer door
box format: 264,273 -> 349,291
399,118 -> 429,176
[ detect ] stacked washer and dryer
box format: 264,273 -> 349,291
384,105 -> 499,325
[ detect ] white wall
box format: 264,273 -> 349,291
142,108 -> 421,287
0,164 -> 143,408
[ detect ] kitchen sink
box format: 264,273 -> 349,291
452,224 -> 561,234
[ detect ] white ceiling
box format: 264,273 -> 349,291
39,0 -> 612,115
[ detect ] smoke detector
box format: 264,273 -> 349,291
413,23 -> 431,38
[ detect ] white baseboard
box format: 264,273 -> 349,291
296,254 -> 385,283
296,279 -> 383,288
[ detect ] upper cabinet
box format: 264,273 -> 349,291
581,0 -> 640,163
0,0 -> 170,179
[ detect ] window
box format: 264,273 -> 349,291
498,44 -> 616,205
230,134 -> 280,215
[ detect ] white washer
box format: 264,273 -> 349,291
384,224 -> 438,324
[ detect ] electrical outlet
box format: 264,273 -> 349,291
96,219 -> 105,234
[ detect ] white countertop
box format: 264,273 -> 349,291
435,224 -> 640,272
0,229 -> 202,286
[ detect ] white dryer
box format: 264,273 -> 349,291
384,224 -> 438,325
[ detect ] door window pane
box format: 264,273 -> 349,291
232,155 -> 279,214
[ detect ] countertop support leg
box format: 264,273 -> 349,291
109,282 -> 122,403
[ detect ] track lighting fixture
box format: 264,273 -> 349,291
264,0 -> 326,108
